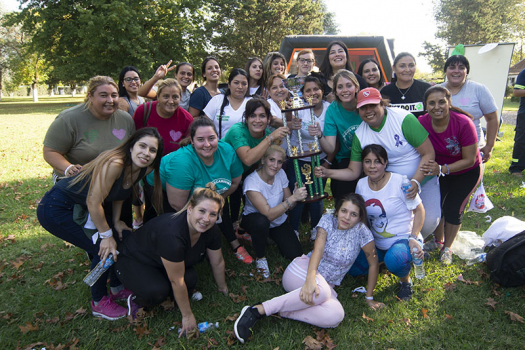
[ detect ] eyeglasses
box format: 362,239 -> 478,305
124,77 -> 140,83
298,58 -> 314,64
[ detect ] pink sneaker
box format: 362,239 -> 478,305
110,287 -> 133,301
91,295 -> 127,320
234,246 -> 253,264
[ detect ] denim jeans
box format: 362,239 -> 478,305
37,187 -> 123,302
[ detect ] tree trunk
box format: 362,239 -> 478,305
32,82 -> 39,102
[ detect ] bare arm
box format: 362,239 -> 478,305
235,127 -> 289,167
246,186 -> 306,222
408,203 -> 425,259
299,226 -> 327,305
407,138 -> 435,199
161,257 -> 198,338
117,98 -> 130,113
362,241 -> 385,310
421,143 -> 478,176
221,175 -> 241,199
188,106 -> 202,119
206,248 -> 228,294
111,200 -> 132,240
138,61 -> 176,99
480,111 -> 498,163
513,88 -> 525,97
43,145 -> 82,177
314,160 -> 362,181
166,184 -> 190,212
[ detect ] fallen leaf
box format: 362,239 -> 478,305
7,234 -> 16,242
492,286 -> 502,297
422,308 -> 429,319
485,298 -> 498,310
19,321 -> 39,334
241,285 -> 248,294
160,299 -> 175,311
229,293 -> 247,304
2,312 -> 13,320
421,288 -> 435,292
302,335 -> 323,350
46,316 -> 60,324
505,311 -> 524,323
443,282 -> 457,292
351,293 -> 359,298
401,318 -> 411,326
35,261 -> 44,272
362,312 -> 374,323
477,269 -> 489,279
445,314 -> 453,320
134,323 -> 151,339
11,259 -> 24,270
75,307 -> 87,315
224,313 -> 239,322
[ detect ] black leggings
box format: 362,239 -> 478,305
331,157 -> 359,204
440,165 -> 481,225
114,255 -> 197,308
240,212 -> 302,260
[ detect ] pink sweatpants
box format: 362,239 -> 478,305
261,255 -> 345,328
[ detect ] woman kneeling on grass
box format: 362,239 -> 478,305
115,183 -> 228,338
234,193 -> 385,344
37,128 -> 164,320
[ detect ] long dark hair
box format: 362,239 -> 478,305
320,41 -> 353,79
218,68 -> 249,138
118,66 -> 141,99
201,56 -> 221,81
357,59 -> 385,89
245,57 -> 264,96
70,127 -> 164,214
334,193 -> 369,228
262,52 -> 287,93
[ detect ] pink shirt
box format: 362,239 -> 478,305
133,101 -> 193,155
419,110 -> 481,175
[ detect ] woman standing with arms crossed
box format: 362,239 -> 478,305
38,128 -> 164,320
419,86 -> 482,264
138,60 -> 195,111
380,52 -> 431,118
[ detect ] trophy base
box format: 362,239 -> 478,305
282,105 -> 315,113
301,192 -> 329,203
288,149 -> 322,159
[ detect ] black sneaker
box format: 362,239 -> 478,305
397,282 -> 413,301
234,305 -> 261,344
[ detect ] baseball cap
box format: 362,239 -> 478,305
356,88 -> 382,108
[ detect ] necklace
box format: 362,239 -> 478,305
396,81 -> 414,100
369,173 -> 386,185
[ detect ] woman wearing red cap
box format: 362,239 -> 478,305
315,87 -> 440,240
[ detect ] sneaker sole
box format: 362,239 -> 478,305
92,310 -> 126,321
234,306 -> 250,344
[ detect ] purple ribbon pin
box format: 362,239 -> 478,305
394,134 -> 403,147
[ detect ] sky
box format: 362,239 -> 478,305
2,0 -> 438,72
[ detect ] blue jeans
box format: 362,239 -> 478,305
347,239 -> 414,278
285,159 -> 325,231
37,187 -> 124,302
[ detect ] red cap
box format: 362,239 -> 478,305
357,88 -> 382,108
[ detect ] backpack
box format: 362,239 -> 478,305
142,102 -> 154,127
486,230 -> 525,287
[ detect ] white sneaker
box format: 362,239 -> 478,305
256,258 -> 270,279
310,228 -> 317,240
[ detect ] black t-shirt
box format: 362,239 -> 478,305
380,79 -> 431,118
120,211 -> 222,268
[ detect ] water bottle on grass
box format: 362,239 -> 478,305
83,253 -> 116,287
178,321 -> 219,334
466,253 -> 487,266
412,247 -> 425,279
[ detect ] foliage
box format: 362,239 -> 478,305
0,10 -> 22,97
418,42 -> 447,78
7,0 -> 213,84
208,0 -> 326,69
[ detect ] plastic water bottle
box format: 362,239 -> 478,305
401,175 -> 418,210
178,321 -> 219,334
412,247 -> 425,279
466,253 -> 487,266
83,253 -> 115,287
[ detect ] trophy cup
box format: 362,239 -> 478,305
278,96 -> 327,203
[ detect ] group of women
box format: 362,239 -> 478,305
37,43 -> 497,342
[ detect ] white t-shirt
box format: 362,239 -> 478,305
203,94 -> 251,139
267,98 -> 287,152
249,86 -> 260,96
291,101 -> 329,161
356,173 -> 422,250
311,215 -> 374,286
243,169 -> 289,228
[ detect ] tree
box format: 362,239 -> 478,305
0,8 -> 22,100
419,42 -> 447,78
421,0 -> 523,74
208,0 -> 326,69
7,0 -> 213,85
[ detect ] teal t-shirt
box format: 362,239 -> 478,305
222,122 -> 270,172
323,101 -> 362,162
147,141 -> 243,195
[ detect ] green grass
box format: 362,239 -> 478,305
503,98 -> 519,111
1,97 -> 525,349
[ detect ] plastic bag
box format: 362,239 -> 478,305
482,216 -> 525,249
451,231 -> 485,260
466,181 -> 493,213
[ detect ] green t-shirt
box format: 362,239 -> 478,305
147,141 -> 243,195
222,122 -> 270,172
323,101 -> 362,162
44,103 -> 135,176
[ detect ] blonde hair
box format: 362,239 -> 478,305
84,76 -> 118,108
262,145 -> 286,164
265,73 -> 287,91
156,78 -> 182,96
175,182 -> 225,216
333,70 -> 359,103
297,49 -> 314,60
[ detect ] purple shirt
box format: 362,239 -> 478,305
419,110 -> 481,175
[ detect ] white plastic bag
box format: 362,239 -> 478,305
466,181 -> 493,213
482,216 -> 525,248
451,231 -> 485,260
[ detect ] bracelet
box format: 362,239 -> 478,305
64,164 -> 75,177
99,228 -> 113,239
444,164 -> 450,175
410,178 -> 422,194
365,296 -> 374,300
267,135 -> 273,146
285,198 -> 293,209
319,132 -> 323,139
323,159 -> 332,166
282,202 -> 288,211
408,236 -> 417,241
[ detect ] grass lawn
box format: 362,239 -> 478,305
503,98 -> 519,111
1,97 -> 525,349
